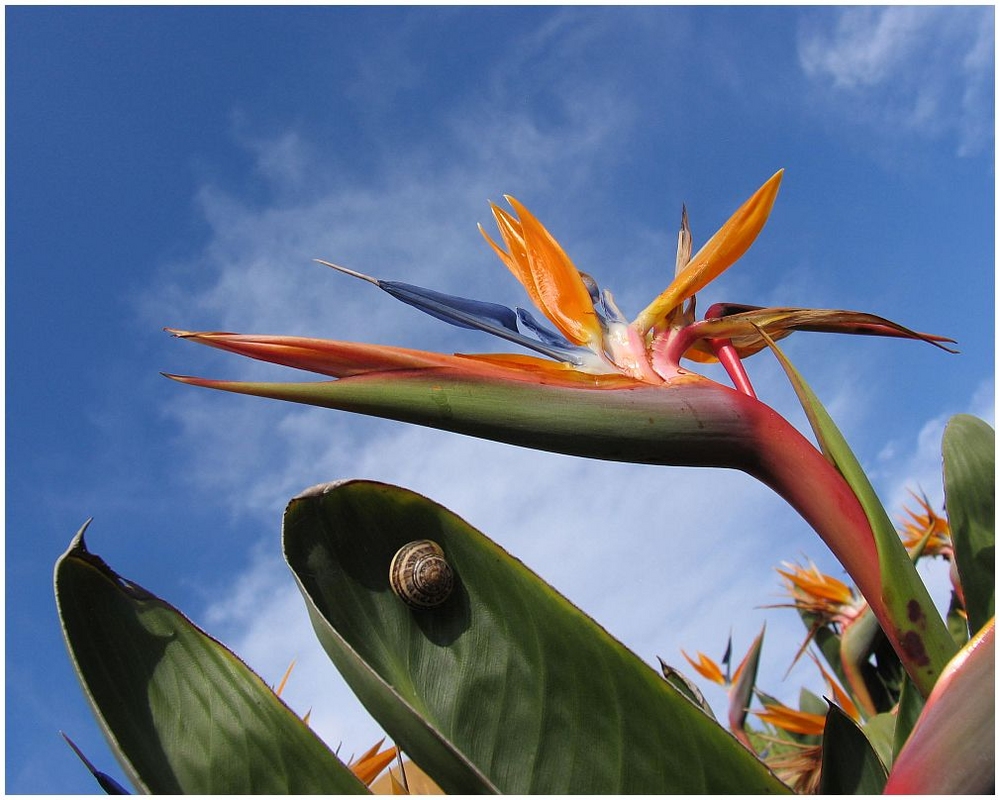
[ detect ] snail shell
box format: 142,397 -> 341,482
389,540 -> 454,609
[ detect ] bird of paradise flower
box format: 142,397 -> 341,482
166,170 -> 957,695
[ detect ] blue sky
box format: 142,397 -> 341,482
6,6 -> 994,794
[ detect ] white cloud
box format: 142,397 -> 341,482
875,376 -> 994,514
797,7 -> 994,155
800,8 -> 928,90
200,543 -> 391,756
869,376 -> 995,615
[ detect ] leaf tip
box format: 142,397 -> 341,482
69,519 -> 93,554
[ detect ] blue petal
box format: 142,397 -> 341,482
579,271 -> 602,304
381,281 -> 520,333
320,261 -> 592,365
515,307 -> 574,348
600,289 -> 628,324
377,280 -> 586,365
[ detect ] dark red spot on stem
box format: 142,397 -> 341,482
901,631 -> 930,666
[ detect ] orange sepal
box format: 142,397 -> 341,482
165,329 -> 462,378
754,703 -> 828,736
809,652 -> 860,722
349,739 -> 399,786
166,329 -> 648,390
777,561 -> 855,607
681,650 -> 727,685
481,198 -> 601,348
633,170 -> 783,333
456,352 -> 641,388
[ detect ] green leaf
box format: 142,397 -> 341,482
798,687 -> 827,718
818,704 -> 888,794
758,328 -> 957,694
838,609 -> 883,717
891,677 -> 924,762
283,480 -> 789,794
808,620 -> 848,685
728,627 -> 764,745
860,712 -> 896,771
942,414 -> 995,634
946,591 -> 970,646
657,658 -> 717,720
55,522 -> 367,795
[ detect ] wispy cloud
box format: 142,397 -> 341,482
869,377 -> 995,613
200,542 -> 391,756
797,6 -> 994,156
875,376 -> 995,514
150,23 -> 711,752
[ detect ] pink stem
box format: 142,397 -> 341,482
710,339 -> 757,398
733,396 -> 889,641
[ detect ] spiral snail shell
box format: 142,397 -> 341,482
389,540 -> 454,609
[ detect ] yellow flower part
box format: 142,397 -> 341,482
776,559 -> 862,628
349,739 -> 399,787
754,702 -> 827,736
762,740 -> 823,794
274,659 -> 296,697
480,196 -> 603,349
369,759 -> 444,795
633,170 -> 785,334
681,649 -> 727,685
898,490 -> 952,557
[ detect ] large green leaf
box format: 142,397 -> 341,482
55,522 -> 368,794
942,414 -> 995,634
860,712 -> 896,772
283,479 -> 789,794
818,704 -> 888,794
